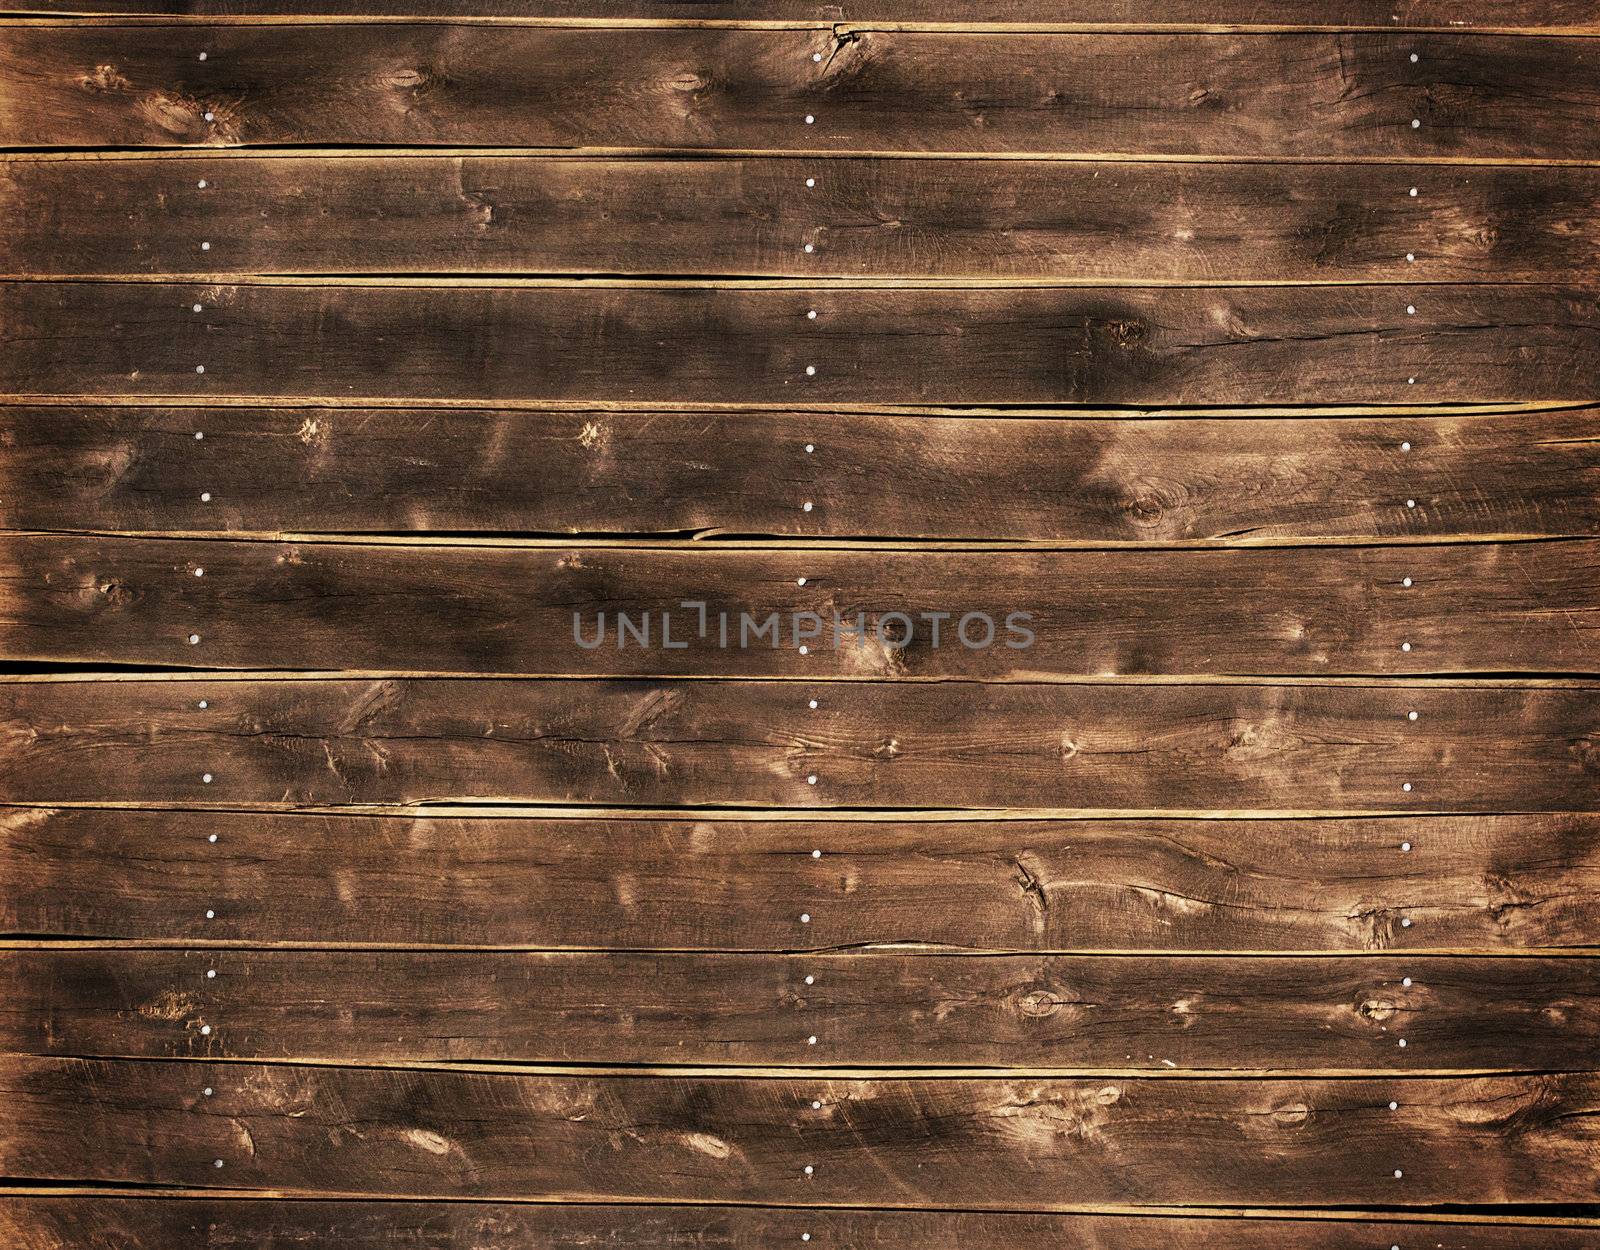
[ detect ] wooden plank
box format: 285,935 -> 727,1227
4,949 -> 1595,1071
3,1056 -> 1595,1205
4,1201 -> 1593,1250
8,406 -> 1600,543
4,28 -> 1597,157
8,4 -> 1600,32
7,808 -> 1600,951
3,282 -> 1597,407
1,676 -> 1594,813
6,535 -> 1596,678
7,155 -> 1600,283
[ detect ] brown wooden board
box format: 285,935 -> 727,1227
3,1200 -> 1593,1250
4,949 -> 1596,1071
7,406 -> 1600,543
1,677 -> 1595,813
6,808 -> 1599,952
3,1056 -> 1596,1205
8,4 -> 1600,30
3,28 -> 1598,158
6,534 -> 1597,678
7,155 -> 1600,283
3,281 -> 1598,407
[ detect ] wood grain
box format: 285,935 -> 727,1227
4,1200 -> 1592,1250
4,28 -> 1597,158
8,4 -> 1599,30
4,281 -> 1598,407
4,949 -> 1595,1071
7,406 -> 1600,543
6,534 -> 1596,678
7,808 -> 1599,952
7,155 -> 1599,283
1,676 -> 1595,813
4,1056 -> 1597,1205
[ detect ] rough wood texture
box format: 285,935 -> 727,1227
5,949 -> 1595,1071
8,406 -> 1600,543
7,155 -> 1599,283
4,1201 -> 1592,1250
6,534 -> 1596,678
1,677 -> 1595,813
8,4 -> 1600,29
4,281 -> 1598,407
4,1057 -> 1596,1205
7,808 -> 1599,951
4,28 -> 1597,157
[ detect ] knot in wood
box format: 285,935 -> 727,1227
1018,987 -> 1066,1018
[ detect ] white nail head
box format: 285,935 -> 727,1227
1398,1038 -> 1407,1047
1408,187 -> 1419,197
1405,252 -> 1415,262
1406,499 -> 1417,508
1402,577 -> 1413,587
1400,642 -> 1412,652
188,633 -> 201,645
1402,977 -> 1412,987
1400,441 -> 1411,451
1407,711 -> 1417,721
805,443 -> 815,452
807,774 -> 817,785
198,51 -> 208,61
200,1024 -> 211,1035
214,1158 -> 224,1168
204,1086 -> 214,1096
197,179 -> 207,189
806,311 -> 817,320
1395,1169 -> 1404,1178
805,178 -> 815,188
797,577 -> 807,586
1401,917 -> 1413,927
1406,305 -> 1415,315
811,849 -> 821,858
804,1164 -> 815,1174
812,52 -> 822,61
1401,841 -> 1412,851
803,501 -> 814,512
204,112 -> 215,122
808,699 -> 818,709
208,833 -> 218,843
1411,118 -> 1421,128
200,242 -> 211,251
195,365 -> 206,374
205,909 -> 215,919
200,492 -> 212,502
1402,782 -> 1412,792
804,365 -> 816,376
1409,52 -> 1418,62
1389,1100 -> 1399,1110
811,1099 -> 821,1108
194,431 -> 204,440
202,773 -> 213,783
804,114 -> 815,124
804,975 -> 815,985
193,303 -> 203,312
198,700 -> 208,709
806,1037 -> 817,1047
798,645 -> 809,655
800,913 -> 811,923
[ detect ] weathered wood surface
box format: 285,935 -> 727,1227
6,535 -> 1596,678
5,949 -> 1595,1071
4,1057 -> 1596,1205
5,1201 -> 1592,1250
2,677 -> 1595,813
7,406 -> 1600,543
4,28 -> 1597,158
4,282 -> 1598,406
8,155 -> 1599,283
7,808 -> 1599,951
10,4 -> 1600,30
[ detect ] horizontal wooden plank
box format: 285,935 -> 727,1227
7,808 -> 1599,951
8,407 -> 1600,543
6,535 -> 1596,678
1,677 -> 1595,813
9,4 -> 1600,32
7,155 -> 1600,283
4,282 -> 1597,407
5,949 -> 1595,1071
5,1201 -> 1593,1250
4,28 -> 1597,157
4,1056 -> 1595,1204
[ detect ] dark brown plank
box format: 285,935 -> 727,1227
3,1056 -> 1595,1205
9,4 -> 1599,30
8,406 -> 1600,543
5,949 -> 1595,1071
6,535 -> 1596,678
7,155 -> 1599,283
5,1200 -> 1592,1250
1,676 -> 1595,813
7,809 -> 1600,951
4,281 -> 1597,406
3,28 -> 1597,157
